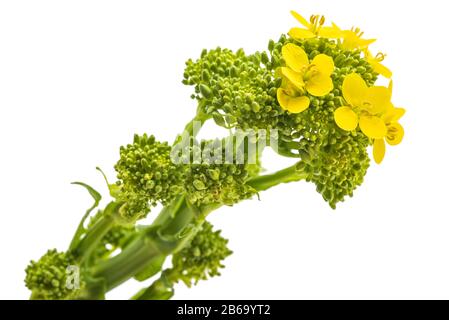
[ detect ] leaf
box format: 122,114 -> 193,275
72,182 -> 102,204
68,182 -> 102,251
96,167 -> 121,198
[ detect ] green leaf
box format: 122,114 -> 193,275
72,182 -> 102,204
69,182 -> 102,251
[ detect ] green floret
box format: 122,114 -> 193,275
266,36 -> 376,208
183,47 -> 284,131
179,138 -> 257,206
25,249 -> 82,300
115,134 -> 185,221
302,131 -> 370,208
170,221 -> 232,287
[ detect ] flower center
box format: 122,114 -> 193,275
387,126 -> 399,140
302,65 -> 319,81
361,101 -> 375,114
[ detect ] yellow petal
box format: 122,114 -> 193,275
305,74 -> 333,97
357,38 -> 376,49
334,106 -> 359,131
289,28 -> 316,39
342,73 -> 368,107
282,43 -> 310,72
290,10 -> 311,28
342,31 -> 376,50
277,88 -> 310,113
331,22 -> 342,33
372,61 -> 392,78
363,86 -> 391,114
386,122 -> 404,146
373,139 -> 386,164
364,49 -> 374,60
359,115 -> 387,139
383,107 -> 406,124
279,67 -> 304,90
318,26 -> 342,38
388,80 -> 393,95
311,54 -> 334,76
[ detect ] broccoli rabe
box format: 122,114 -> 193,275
25,9 -> 405,299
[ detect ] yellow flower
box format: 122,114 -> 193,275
277,43 -> 335,113
289,11 -> 342,39
364,50 -> 392,79
372,91 -> 406,164
334,73 -> 391,139
332,24 -> 376,50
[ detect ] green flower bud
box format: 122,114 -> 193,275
115,134 -> 185,221
25,250 -> 83,300
169,221 -> 232,287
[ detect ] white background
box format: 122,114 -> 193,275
1,0 -> 448,300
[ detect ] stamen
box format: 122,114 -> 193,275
375,52 -> 386,62
319,16 -> 325,26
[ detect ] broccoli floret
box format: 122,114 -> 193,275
115,134 -> 186,221
179,138 -> 257,206
25,249 -> 83,300
169,221 -> 232,286
183,48 -> 283,131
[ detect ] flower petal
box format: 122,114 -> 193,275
373,139 -> 386,164
311,54 -> 334,76
290,11 -> 311,28
386,122 -> 404,146
359,115 -> 387,139
282,43 -> 310,72
277,89 -> 310,113
289,28 -> 316,39
342,31 -> 376,50
318,26 -> 342,38
383,106 -> 406,124
342,73 -> 368,107
358,38 -> 376,49
306,74 -> 333,97
372,61 -> 392,78
279,67 -> 304,90
363,86 -> 391,114
334,106 -> 359,131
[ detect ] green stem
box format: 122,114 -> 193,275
248,162 -> 307,192
91,162 -> 306,294
89,197 -> 207,291
73,202 -> 121,263
173,102 -> 210,146
132,270 -> 175,300
90,227 -> 168,291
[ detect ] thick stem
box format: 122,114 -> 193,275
248,162 -> 307,192
89,198 -> 206,291
89,227 -> 168,291
73,202 -> 121,263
